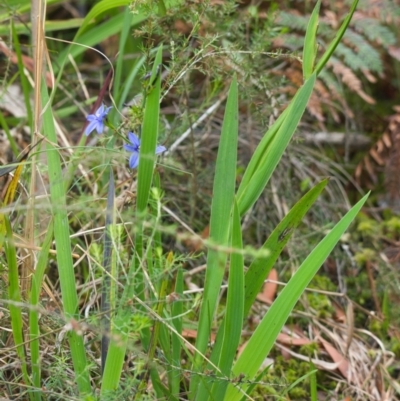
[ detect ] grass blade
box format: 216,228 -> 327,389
206,179 -> 328,393
101,167 -> 115,374
190,76 -> 238,397
29,221 -> 54,399
243,179 -> 328,316
237,73 -> 316,216
315,0 -> 359,75
136,45 -> 163,215
224,192 -> 369,401
303,0 -> 320,80
42,85 -> 91,394
209,199 -> 244,401
170,267 -> 183,396
4,216 -> 34,401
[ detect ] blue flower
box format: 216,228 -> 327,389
124,132 -> 166,169
84,104 -> 112,136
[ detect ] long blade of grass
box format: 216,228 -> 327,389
134,45 -> 164,351
315,0 -> 359,75
112,7 -> 134,111
41,85 -> 91,394
29,220 -> 54,400
101,167 -> 115,374
0,19 -> 84,36
243,179 -> 328,316
136,45 -> 163,215
4,216 -> 34,401
224,192 -> 369,401
206,179 -> 328,395
11,20 -> 33,137
170,267 -> 183,396
189,76 -> 238,398
117,56 -> 146,111
74,0 -> 132,39
208,199 -> 244,401
303,0 -> 320,80
236,73 -> 316,216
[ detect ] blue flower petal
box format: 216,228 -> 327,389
95,104 -> 105,117
129,151 -> 140,169
84,104 -> 112,136
127,132 -> 140,149
124,144 -> 137,152
96,122 -> 104,134
155,145 -> 166,155
84,120 -> 99,136
124,132 -> 166,169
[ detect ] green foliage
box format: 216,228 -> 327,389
383,216 -> 400,239
353,247 -> 376,265
0,0 -> 379,400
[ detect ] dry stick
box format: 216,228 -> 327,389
21,0 -> 47,299
165,97 -> 225,155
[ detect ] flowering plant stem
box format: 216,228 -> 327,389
100,45 -> 164,393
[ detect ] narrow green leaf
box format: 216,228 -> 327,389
243,179 -> 328,316
74,0 -> 131,39
5,216 -> 34,401
11,20 -> 33,141
209,199 -> 244,401
310,363 -> 317,401
101,168 -> 115,374
42,84 -> 91,394
190,76 -> 238,397
111,7 -> 133,112
30,221 -> 54,398
170,268 -> 183,396
117,56 -> 146,111
315,0 -> 359,75
224,192 -> 369,401
101,257 -> 136,393
206,179 -> 328,392
303,0 -> 320,80
136,45 -> 163,215
237,73 -> 316,216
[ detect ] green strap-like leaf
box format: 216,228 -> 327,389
237,73 -> 316,216
243,179 -> 328,316
209,199 -> 244,401
315,0 -> 359,75
224,192 -> 369,401
190,76 -> 238,398
303,0 -> 321,80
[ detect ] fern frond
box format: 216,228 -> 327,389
277,11 -> 310,32
329,57 -> 375,104
352,17 -> 396,47
344,29 -> 383,74
334,43 -> 366,72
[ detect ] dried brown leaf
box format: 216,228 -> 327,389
330,61 -> 376,105
256,269 -> 278,304
320,339 -> 350,380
